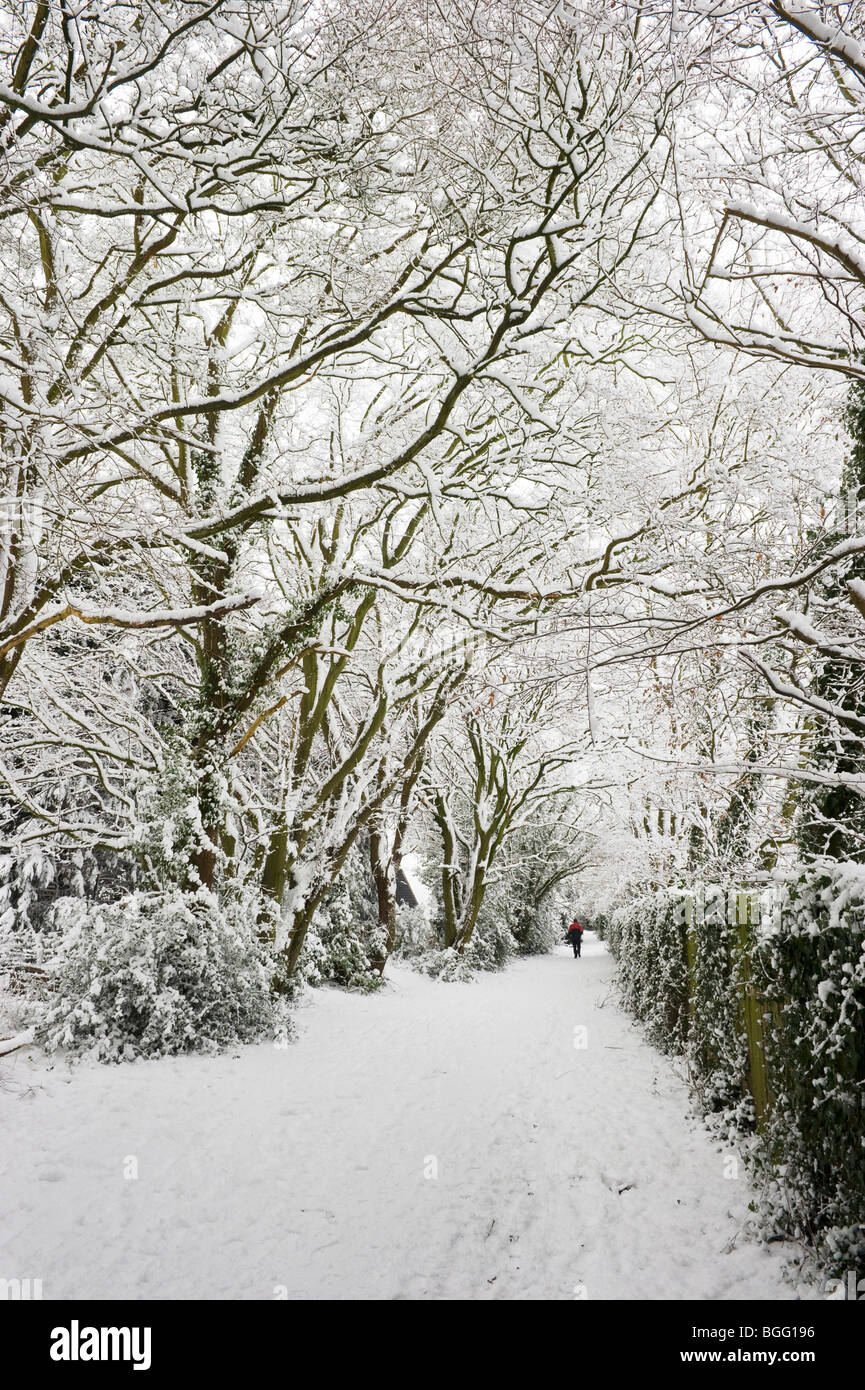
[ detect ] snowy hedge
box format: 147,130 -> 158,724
34,890 -> 283,1061
597,866 -> 865,1276
749,869 -> 865,1274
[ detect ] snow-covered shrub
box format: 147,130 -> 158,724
0,846 -> 58,950
685,886 -> 752,1121
0,843 -> 109,965
604,886 -> 692,1058
476,868 -> 566,962
36,889 -> 281,1061
413,944 -> 475,982
290,844 -> 383,993
465,901 -> 516,971
392,902 -> 436,959
510,892 -> 566,957
603,867 -> 865,1277
604,882 -> 751,1118
749,867 -> 865,1272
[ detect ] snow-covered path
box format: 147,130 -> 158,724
1,935 -> 809,1300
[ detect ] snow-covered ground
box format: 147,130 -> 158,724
1,934 -> 817,1300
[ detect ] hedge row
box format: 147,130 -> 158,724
596,867 -> 865,1277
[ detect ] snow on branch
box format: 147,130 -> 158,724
0,1029 -> 35,1057
725,202 -> 865,287
740,649 -> 865,735
0,590 -> 263,661
770,2 -> 865,81
775,608 -> 865,663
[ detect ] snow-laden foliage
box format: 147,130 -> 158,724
36,890 -> 282,1061
289,843 -> 384,994
600,889 -> 691,1056
750,868 -> 865,1273
598,866 -> 865,1278
392,903 -> 437,961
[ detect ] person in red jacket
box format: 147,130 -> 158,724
566,918 -> 584,958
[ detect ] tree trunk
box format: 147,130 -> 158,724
369,825 -> 396,973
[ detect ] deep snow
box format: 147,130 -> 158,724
1,934 -> 817,1300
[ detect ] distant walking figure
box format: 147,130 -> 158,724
566,918 -> 584,958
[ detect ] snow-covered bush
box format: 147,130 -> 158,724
601,883 -> 753,1124
601,867 -> 865,1276
511,893 -> 566,957
0,843 -> 106,963
413,944 -> 475,982
749,867 -> 865,1273
290,845 -> 383,993
687,888 -> 752,1124
407,878 -> 564,977
473,867 -> 566,964
465,900 -> 516,971
36,889 -> 282,1061
602,886 -> 694,1060
392,902 -> 436,959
